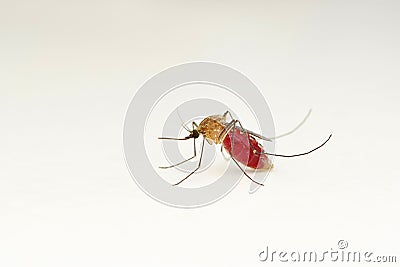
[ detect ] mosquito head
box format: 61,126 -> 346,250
189,129 -> 200,139
159,121 -> 200,140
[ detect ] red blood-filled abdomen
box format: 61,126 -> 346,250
223,129 -> 272,170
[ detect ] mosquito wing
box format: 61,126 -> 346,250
231,125 -> 273,142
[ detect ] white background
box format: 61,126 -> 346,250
1,1 -> 399,266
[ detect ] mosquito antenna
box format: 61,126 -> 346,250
257,134 -> 332,157
176,108 -> 191,132
270,109 -> 312,140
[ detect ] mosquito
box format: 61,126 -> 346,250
158,110 -> 332,186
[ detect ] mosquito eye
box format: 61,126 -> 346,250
193,130 -> 199,138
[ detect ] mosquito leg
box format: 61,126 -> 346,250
234,119 -> 272,155
159,122 -> 200,168
231,157 -> 264,186
220,145 -> 230,160
256,134 -> 332,157
233,119 -> 259,152
230,121 -> 264,186
221,111 -> 236,140
173,138 -> 205,186
234,119 -> 273,157
224,109 -> 312,142
217,120 -> 235,160
222,111 -> 272,142
223,110 -> 235,122
159,137 -> 197,169
271,109 -> 312,140
217,119 -> 235,143
234,119 -> 331,158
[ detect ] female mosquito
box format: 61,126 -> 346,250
158,110 -> 331,186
